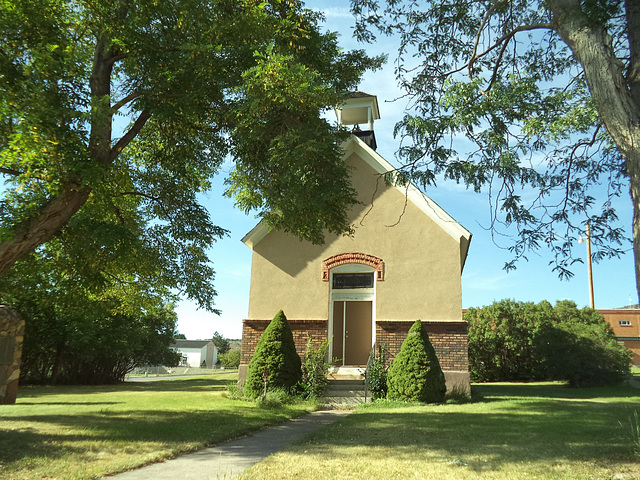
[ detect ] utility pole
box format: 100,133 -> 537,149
579,222 -> 595,309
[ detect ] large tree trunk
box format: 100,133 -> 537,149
0,187 -> 90,276
550,0 -> 640,303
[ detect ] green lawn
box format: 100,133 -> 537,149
240,382 -> 640,480
4,378 -> 640,480
0,373 -> 313,480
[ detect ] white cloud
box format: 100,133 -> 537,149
319,7 -> 353,19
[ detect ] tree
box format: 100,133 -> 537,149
386,320 -> 446,403
18,300 -> 180,384
244,310 -> 302,397
537,300 -> 631,386
218,349 -> 240,369
174,334 -> 187,340
0,225 -> 182,384
212,331 -> 230,355
0,0 -> 382,283
466,299 -> 555,381
465,299 -> 631,385
351,0 -> 640,299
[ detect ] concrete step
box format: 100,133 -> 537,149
324,390 -> 366,398
327,380 -> 365,389
321,372 -> 370,408
321,395 -> 368,408
327,366 -> 365,380
321,365 -> 369,408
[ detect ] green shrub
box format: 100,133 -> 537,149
537,319 -> 631,387
258,388 -> 296,408
366,344 -> 388,400
218,349 -> 241,368
466,299 -> 553,382
299,335 -> 331,399
225,381 -> 244,400
467,299 -> 631,386
245,310 -> 302,398
386,320 -> 446,403
625,409 -> 640,457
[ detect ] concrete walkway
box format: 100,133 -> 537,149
107,410 -> 352,479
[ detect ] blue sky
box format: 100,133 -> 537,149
174,3 -> 637,340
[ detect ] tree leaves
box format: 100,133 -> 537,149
350,0 -> 630,280
0,0 -> 379,296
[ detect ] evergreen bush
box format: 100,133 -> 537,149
386,320 -> 446,403
244,310 -> 302,398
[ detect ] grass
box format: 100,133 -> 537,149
0,373 -> 314,480
126,367 -> 239,377
239,382 -> 640,480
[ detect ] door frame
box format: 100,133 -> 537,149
328,263 -> 376,364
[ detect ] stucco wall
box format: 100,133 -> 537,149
247,151 -> 464,322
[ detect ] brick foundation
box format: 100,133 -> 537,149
241,319 -> 328,365
375,320 -> 469,372
0,306 -> 25,405
240,318 -> 470,392
376,320 -> 470,393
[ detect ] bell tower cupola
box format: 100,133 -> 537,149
335,91 -> 380,150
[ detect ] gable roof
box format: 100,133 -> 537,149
171,340 -> 213,349
242,134 -> 472,270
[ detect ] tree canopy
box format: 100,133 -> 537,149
466,299 -> 631,386
212,331 -> 230,354
350,0 -> 640,299
0,0 -> 381,301
0,230 -> 181,384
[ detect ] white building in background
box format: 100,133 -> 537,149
171,340 -> 217,368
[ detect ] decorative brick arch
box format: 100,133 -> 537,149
322,253 -> 384,282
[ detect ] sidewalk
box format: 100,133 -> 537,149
107,409 -> 352,479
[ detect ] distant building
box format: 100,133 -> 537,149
600,307 -> 640,365
171,340 -> 217,368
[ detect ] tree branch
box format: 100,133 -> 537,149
469,0 -> 509,80
0,166 -> 21,176
119,190 -> 170,218
109,110 -> 151,162
0,185 -> 90,275
467,23 -> 554,83
111,92 -> 139,113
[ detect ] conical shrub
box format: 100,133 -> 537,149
245,310 -> 302,397
387,320 -> 446,403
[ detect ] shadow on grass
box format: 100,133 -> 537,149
473,382 -> 640,401
17,377 -> 232,397
1,374 -> 302,470
289,384 -> 640,473
0,405 -> 298,466
17,401 -> 123,406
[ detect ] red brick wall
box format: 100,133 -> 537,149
600,309 -> 640,365
375,320 -> 469,371
241,318 -> 469,372
241,319 -> 328,364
